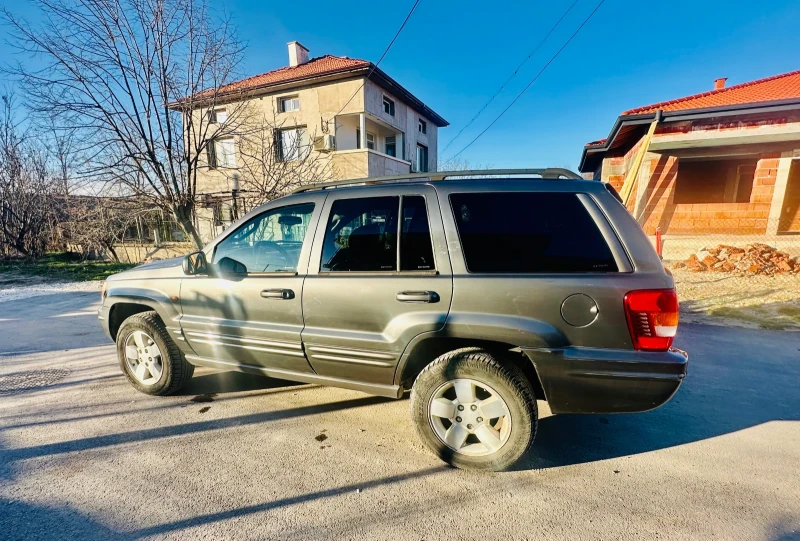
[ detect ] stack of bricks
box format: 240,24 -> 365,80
673,243 -> 798,276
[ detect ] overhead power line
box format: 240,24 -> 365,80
441,0 -> 581,154
447,0 -> 606,161
333,0 -> 423,119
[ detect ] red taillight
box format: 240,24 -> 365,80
623,289 -> 679,351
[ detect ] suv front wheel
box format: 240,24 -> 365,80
410,348 -> 537,471
116,311 -> 194,396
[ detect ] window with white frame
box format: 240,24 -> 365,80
416,144 -> 429,173
279,96 -> 300,113
418,119 -> 427,134
356,129 -> 376,150
277,127 -> 310,162
207,138 -> 236,169
209,108 -> 228,124
383,96 -> 395,116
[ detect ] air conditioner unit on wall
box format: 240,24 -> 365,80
313,134 -> 336,152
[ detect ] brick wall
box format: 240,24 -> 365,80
602,140 -> 779,235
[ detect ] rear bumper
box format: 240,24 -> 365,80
522,346 -> 687,414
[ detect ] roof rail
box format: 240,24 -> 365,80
291,168 -> 583,194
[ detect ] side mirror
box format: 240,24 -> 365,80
216,256 -> 247,276
182,251 -> 209,276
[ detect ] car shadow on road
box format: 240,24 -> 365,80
0,395 -> 394,467
516,323 -> 800,470
180,370 -> 306,395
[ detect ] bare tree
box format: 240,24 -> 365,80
0,94 -> 59,257
59,195 -> 151,261
3,0 -> 246,249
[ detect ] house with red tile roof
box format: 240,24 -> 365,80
173,42 -> 448,241
579,70 -> 800,237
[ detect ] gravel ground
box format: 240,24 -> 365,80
671,267 -> 800,329
0,292 -> 798,540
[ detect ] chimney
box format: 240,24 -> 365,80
714,77 -> 727,90
288,41 -> 309,67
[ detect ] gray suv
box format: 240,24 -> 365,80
98,169 -> 687,471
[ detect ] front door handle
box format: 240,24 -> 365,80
261,288 -> 295,300
396,291 -> 439,303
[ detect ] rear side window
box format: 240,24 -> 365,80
449,192 -> 617,273
400,196 -> 434,271
321,196 -> 399,271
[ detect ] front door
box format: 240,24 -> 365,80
179,195 -> 324,373
301,184 -> 453,385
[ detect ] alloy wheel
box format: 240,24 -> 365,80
427,378 -> 512,457
124,330 -> 163,386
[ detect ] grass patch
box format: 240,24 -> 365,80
709,306 -> 792,330
0,252 -> 135,282
776,305 -> 800,323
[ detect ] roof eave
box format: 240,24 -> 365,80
367,66 -> 449,127
578,97 -> 800,172
168,63 -> 450,127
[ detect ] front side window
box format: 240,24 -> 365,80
279,96 -> 300,112
418,119 -> 427,134
450,192 -> 618,273
277,127 -> 310,162
213,203 -> 314,273
383,96 -> 395,116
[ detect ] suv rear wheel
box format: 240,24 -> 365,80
116,311 -> 194,396
410,347 -> 537,471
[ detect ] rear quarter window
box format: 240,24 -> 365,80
449,192 -> 618,273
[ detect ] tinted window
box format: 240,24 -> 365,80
450,192 -> 617,273
213,203 -> 314,273
400,196 -> 435,271
321,197 -> 398,272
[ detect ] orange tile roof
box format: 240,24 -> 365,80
214,55 -> 370,96
623,69 -> 800,115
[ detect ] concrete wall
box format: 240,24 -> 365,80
193,78 -> 367,196
364,80 -> 437,171
112,242 -> 196,264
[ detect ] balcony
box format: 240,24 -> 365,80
332,112 -> 411,179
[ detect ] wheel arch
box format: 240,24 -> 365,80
108,302 -> 161,341
397,335 -> 546,401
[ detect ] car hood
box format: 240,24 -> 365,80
108,256 -> 185,281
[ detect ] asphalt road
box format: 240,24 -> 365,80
0,292 -> 798,540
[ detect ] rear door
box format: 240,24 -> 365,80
301,184 -> 452,385
179,193 -> 324,373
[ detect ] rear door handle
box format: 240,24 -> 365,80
261,288 -> 295,300
396,291 -> 439,303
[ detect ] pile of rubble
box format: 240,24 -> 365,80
673,243 -> 799,276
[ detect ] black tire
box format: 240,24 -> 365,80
116,311 -> 194,396
410,347 -> 537,471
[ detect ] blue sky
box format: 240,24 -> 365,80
4,0 -> 800,170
